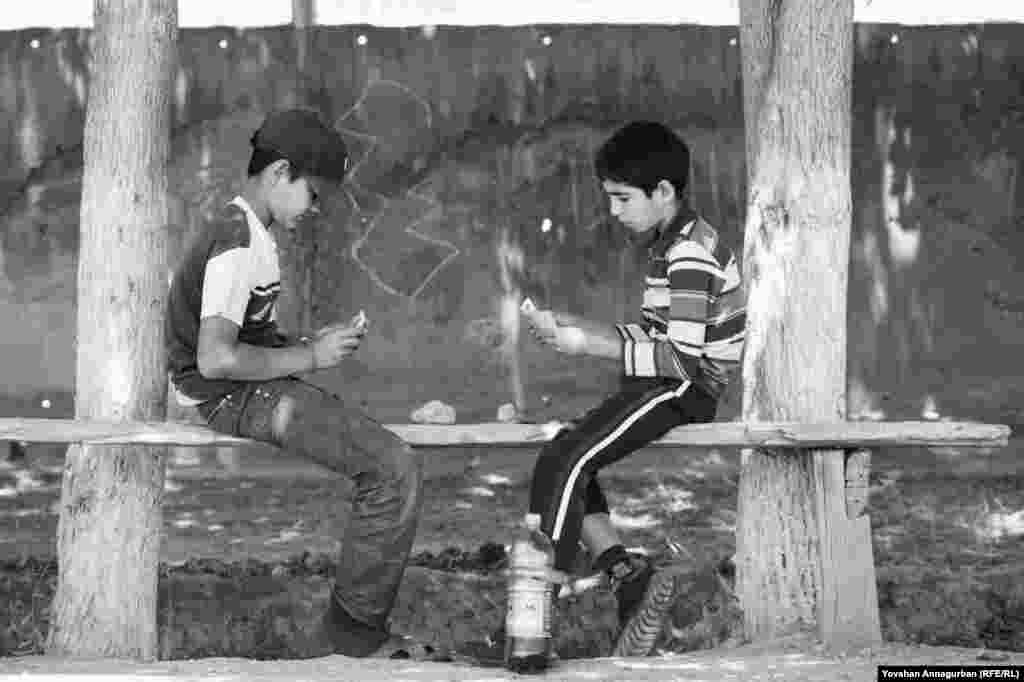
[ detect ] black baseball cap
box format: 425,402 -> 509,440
250,108 -> 350,182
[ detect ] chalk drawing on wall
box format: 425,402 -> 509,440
333,78 -> 460,301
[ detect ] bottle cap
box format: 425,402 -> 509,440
524,513 -> 541,530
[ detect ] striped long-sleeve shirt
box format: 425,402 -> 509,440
615,207 -> 746,400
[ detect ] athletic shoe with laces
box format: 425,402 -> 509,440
607,553 -> 656,626
369,632 -> 446,660
591,545 -> 656,626
321,597 -> 446,660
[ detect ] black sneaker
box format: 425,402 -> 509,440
609,554 -> 655,625
611,563 -> 690,657
369,632 -> 444,661
592,546 -> 655,626
321,597 -> 442,660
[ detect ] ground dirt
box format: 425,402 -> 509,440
1,637 -> 1023,681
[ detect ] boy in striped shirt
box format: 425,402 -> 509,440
523,121 -> 746,630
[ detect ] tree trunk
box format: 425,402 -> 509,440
293,0 -> 314,74
47,0 -> 177,660
736,0 -> 880,651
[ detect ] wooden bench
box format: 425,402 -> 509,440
2,416 -> 1009,512
3,417 -> 1009,449
0,416 -> 1011,656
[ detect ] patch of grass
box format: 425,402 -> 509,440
2,443 -> 1022,659
0,557 -> 55,657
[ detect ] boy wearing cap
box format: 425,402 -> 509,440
166,109 -> 427,659
522,121 -> 746,634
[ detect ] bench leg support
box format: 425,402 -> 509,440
813,450 -> 882,652
844,449 -> 871,519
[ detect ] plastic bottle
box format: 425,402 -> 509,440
504,512 -> 555,674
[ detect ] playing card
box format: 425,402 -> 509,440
353,309 -> 368,330
520,298 -> 557,335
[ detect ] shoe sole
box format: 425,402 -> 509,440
612,563 -> 689,657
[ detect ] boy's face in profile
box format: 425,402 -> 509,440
268,163 -> 331,231
601,179 -> 674,235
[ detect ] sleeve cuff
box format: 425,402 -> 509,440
616,323 -> 657,376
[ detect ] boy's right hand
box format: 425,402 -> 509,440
524,308 -> 589,356
310,321 -> 365,369
521,299 -> 558,337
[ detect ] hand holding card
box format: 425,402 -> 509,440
351,309 -> 369,331
520,297 -> 557,336
554,325 -> 587,353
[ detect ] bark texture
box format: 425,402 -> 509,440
47,0 -> 177,660
736,0 -> 880,650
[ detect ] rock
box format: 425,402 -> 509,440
496,402 -> 518,423
411,400 -> 457,425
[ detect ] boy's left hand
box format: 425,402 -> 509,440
556,313 -> 621,359
526,311 -> 620,359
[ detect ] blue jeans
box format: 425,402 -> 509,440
198,377 -> 423,654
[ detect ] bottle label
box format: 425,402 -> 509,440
506,580 -> 551,638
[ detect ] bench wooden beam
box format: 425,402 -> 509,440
0,417 -> 1010,449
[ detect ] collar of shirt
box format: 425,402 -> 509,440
230,195 -> 278,251
648,203 -> 697,257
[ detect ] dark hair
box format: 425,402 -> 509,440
594,121 -> 690,198
247,147 -> 305,179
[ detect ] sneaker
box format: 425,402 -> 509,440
591,545 -> 656,626
369,633 -> 445,661
607,554 -> 655,626
611,563 -> 688,657
321,597 -> 443,660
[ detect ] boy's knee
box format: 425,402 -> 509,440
270,386 -> 421,497
533,439 -> 575,480
269,381 -> 329,442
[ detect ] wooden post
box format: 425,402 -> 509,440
271,0 -> 319,345
46,0 -> 177,660
844,449 -> 871,518
293,0 -> 314,76
736,0 -> 880,651
294,0 -> 316,334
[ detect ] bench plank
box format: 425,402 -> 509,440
0,417 -> 1010,449
0,418 -> 254,447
